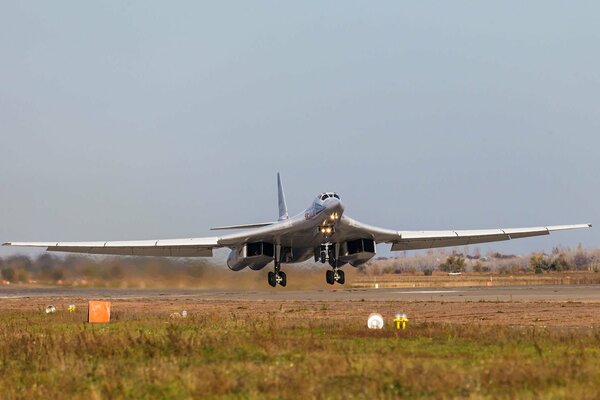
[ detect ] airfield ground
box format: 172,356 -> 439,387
1,285 -> 599,399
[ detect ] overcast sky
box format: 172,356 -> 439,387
1,1 -> 597,259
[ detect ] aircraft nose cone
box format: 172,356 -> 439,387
324,197 -> 344,214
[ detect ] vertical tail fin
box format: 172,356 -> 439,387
277,172 -> 288,220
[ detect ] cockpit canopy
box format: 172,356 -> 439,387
317,192 -> 341,201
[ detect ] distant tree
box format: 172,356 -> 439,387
438,255 -> 466,273
382,265 -> 396,274
364,262 -> 383,276
109,265 -> 124,280
16,269 -> 29,283
498,265 -> 511,275
416,253 -> 439,273
51,269 -> 64,282
573,244 -> 590,269
1,267 -> 15,282
473,261 -> 484,273
551,253 -> 571,272
82,266 -> 98,279
6,256 -> 32,272
36,253 -> 56,271
529,254 -> 551,273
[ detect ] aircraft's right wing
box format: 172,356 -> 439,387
2,219 -> 298,257
3,237 -> 220,257
339,217 -> 591,251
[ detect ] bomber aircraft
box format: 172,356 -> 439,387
3,174 -> 592,287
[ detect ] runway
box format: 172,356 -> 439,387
1,284 -> 599,302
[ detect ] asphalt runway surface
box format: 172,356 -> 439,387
1,284 -> 599,302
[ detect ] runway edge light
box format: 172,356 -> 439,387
394,313 -> 408,330
367,313 -> 384,329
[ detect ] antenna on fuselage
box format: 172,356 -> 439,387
277,172 -> 288,220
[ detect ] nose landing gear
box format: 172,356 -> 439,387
319,242 -> 331,263
319,243 -> 345,285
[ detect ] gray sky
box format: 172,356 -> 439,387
1,1 -> 598,258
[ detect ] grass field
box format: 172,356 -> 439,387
1,300 -> 599,399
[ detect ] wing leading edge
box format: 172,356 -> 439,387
2,237 -> 220,257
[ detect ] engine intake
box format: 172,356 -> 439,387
227,242 -> 274,271
339,238 -> 376,267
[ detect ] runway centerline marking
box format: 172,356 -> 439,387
395,290 -> 464,294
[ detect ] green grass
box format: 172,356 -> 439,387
0,309 -> 599,399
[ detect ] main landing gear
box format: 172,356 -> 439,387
325,268 -> 345,285
268,261 -> 286,287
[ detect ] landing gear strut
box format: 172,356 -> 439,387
319,242 -> 331,263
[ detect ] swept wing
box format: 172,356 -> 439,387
2,220 -> 298,256
3,237 -> 220,257
339,217 -> 591,251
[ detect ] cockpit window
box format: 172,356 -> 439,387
317,193 -> 340,201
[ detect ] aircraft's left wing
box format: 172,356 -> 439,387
339,217 -> 591,251
2,237 -> 220,257
391,224 -> 591,251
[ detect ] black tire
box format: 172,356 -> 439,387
326,270 -> 335,285
268,271 -> 277,287
320,251 -> 327,263
279,271 -> 287,287
337,270 -> 345,285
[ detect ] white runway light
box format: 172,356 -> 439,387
367,313 -> 384,329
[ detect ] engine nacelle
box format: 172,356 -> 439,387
338,238 -> 376,267
227,242 -> 274,271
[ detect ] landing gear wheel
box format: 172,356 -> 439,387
269,261 -> 287,288
268,271 -> 277,287
326,270 -> 335,285
279,271 -> 287,287
319,251 -> 327,263
337,270 -> 345,285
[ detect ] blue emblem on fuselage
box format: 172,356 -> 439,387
304,201 -> 326,220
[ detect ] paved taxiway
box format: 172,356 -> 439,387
0,285 -> 599,302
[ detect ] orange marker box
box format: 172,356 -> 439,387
88,301 -> 111,323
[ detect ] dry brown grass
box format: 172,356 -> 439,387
0,298 -> 599,399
